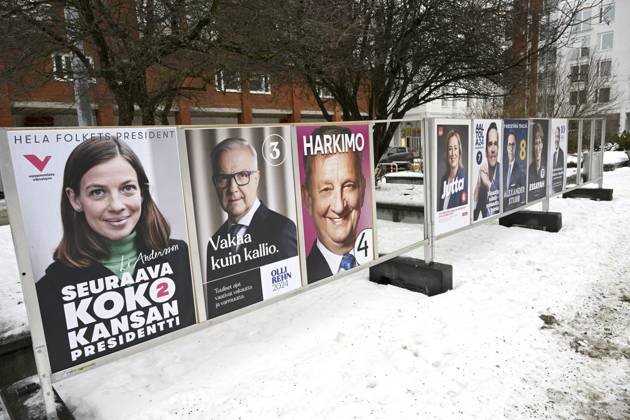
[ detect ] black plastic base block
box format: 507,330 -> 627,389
1,376 -> 74,420
562,188 -> 613,201
369,257 -> 452,296
499,210 -> 562,232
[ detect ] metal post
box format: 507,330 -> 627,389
589,119 -> 596,183
599,119 -> 606,188
64,7 -> 94,126
423,118 -> 434,264
576,119 -> 583,185
34,345 -> 58,419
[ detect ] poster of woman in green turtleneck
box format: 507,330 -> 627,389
7,128 -> 198,373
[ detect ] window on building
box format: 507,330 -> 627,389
249,74 -> 271,94
571,36 -> 590,59
600,3 -> 615,24
316,83 -> 334,99
598,59 -> 612,77
597,87 -> 610,103
569,65 -> 589,83
599,32 -> 613,50
52,53 -> 94,82
569,90 -> 587,105
215,70 -> 241,92
573,8 -> 592,32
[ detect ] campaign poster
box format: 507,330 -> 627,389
502,120 -> 528,211
6,128 -> 197,373
527,119 -> 549,202
471,119 -> 502,222
296,123 -> 375,284
185,126 -> 301,319
549,119 -> 568,194
434,120 -> 470,236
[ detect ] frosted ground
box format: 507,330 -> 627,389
0,167 -> 628,419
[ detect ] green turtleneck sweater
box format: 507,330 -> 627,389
100,231 -> 138,278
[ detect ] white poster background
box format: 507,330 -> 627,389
549,119 -> 568,194
471,119 -> 502,223
433,119 -> 471,236
7,128 -> 188,282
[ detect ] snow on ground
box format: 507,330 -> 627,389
375,183 -> 424,206
0,224 -> 28,341
48,168 -> 630,419
384,170 -> 424,179
604,151 -> 629,166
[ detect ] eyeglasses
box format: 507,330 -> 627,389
213,170 -> 257,188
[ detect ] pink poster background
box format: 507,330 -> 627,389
296,124 -> 374,255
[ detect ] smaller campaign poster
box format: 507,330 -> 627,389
502,120 -> 528,211
296,123 -> 375,284
434,120 -> 470,235
527,119 -> 549,202
185,126 -> 301,319
549,119 -> 568,194
471,119 -> 502,222
6,128 -> 197,373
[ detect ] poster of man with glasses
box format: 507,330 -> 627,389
185,126 -> 300,319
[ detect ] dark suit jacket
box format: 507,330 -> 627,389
206,203 -> 297,284
438,168 -> 468,210
503,161 -> 524,190
552,147 -> 565,169
306,241 -> 334,284
37,240 -> 195,373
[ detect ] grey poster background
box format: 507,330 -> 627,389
185,126 -> 297,284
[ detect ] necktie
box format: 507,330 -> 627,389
339,253 -> 357,272
507,165 -> 512,188
554,151 -> 558,167
229,224 -> 245,254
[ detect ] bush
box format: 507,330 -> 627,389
612,131 -> 630,151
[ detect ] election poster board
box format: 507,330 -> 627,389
295,123 -> 375,284
502,120 -> 528,212
549,119 -> 568,194
4,128 -> 197,373
185,126 -> 301,319
433,120 -> 470,236
527,119 -> 549,202
471,119 -> 502,222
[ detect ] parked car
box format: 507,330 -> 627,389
378,146 -> 413,164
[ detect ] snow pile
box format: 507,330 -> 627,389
603,151 -> 629,166
375,183 -> 424,206
0,224 -> 28,341
51,168 -> 630,419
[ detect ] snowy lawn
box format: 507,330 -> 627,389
0,224 -> 28,342
48,168 -> 630,419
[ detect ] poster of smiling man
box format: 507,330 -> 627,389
185,126 -> 301,319
502,120 -> 528,212
296,123 -> 375,284
471,119 -> 502,222
433,120 -> 470,236
549,119 -> 568,194
3,128 -> 197,373
527,119 -> 549,202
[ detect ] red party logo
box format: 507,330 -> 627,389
24,154 -> 51,172
438,127 -> 444,136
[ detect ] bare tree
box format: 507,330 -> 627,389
1,0 -> 219,125
231,0 -> 594,162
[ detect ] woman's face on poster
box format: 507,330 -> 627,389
447,134 -> 460,171
66,156 -> 142,241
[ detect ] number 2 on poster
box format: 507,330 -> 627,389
149,278 -> 176,303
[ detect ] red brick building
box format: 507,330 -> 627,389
0,61 -> 367,127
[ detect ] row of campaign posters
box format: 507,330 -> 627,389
4,124 -> 375,373
433,119 -> 569,236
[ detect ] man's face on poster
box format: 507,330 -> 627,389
214,146 -> 259,222
486,128 -> 499,168
303,152 -> 365,255
507,134 -> 516,163
555,127 -> 561,149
